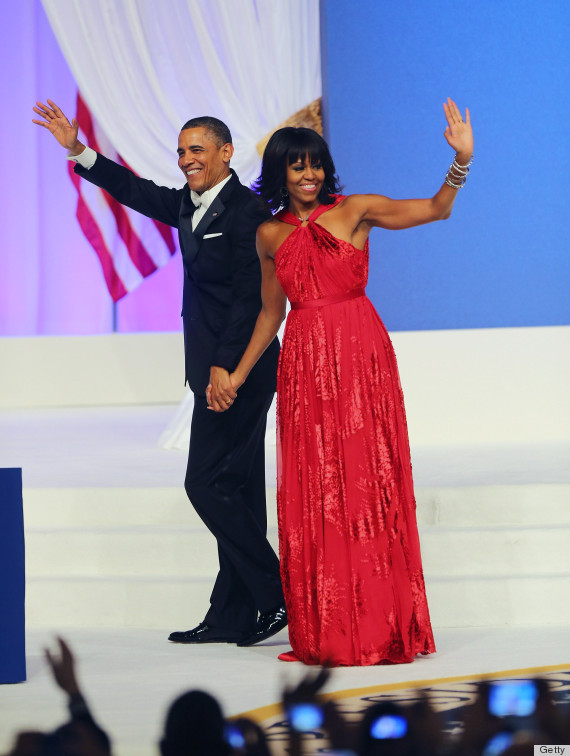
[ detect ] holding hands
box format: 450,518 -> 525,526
206,366 -> 238,412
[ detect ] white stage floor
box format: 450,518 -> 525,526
1,404 -> 569,488
1,404 -> 569,755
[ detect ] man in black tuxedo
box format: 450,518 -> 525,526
33,100 -> 286,646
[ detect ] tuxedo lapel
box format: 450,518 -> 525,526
179,172 -> 238,268
179,190 -> 199,267
193,172 -> 238,239
193,194 -> 225,241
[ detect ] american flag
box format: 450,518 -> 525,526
68,93 -> 177,302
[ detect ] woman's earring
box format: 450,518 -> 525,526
280,186 -> 289,200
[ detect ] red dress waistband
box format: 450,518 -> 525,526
290,288 -> 366,310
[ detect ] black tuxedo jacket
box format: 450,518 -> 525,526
75,156 -> 279,394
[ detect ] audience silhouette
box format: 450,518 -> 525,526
4,637 -> 569,756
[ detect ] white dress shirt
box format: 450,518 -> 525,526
190,173 -> 232,231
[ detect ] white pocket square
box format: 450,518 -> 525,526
203,232 -> 223,239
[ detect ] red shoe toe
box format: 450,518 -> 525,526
278,650 -> 300,662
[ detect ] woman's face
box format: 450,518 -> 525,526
285,154 -> 325,206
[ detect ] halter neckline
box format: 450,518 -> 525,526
276,195 -> 346,226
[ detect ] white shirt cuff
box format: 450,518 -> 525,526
67,146 -> 98,169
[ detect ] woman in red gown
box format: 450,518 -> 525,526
209,99 -> 473,666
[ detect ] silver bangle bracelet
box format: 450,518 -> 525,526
450,161 -> 470,176
450,164 -> 469,176
453,155 -> 474,169
445,154 -> 472,189
445,174 -> 465,189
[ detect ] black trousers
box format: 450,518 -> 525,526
185,382 -> 283,636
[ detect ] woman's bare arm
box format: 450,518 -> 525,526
208,222 -> 287,411
345,98 -> 473,239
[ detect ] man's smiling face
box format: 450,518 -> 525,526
177,127 -> 233,194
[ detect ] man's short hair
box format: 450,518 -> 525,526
180,117 -> 232,147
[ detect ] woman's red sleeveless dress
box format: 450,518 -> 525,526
274,196 -> 435,666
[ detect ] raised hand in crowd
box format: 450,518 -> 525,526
44,636 -> 112,756
225,718 -> 272,756
45,636 -> 81,697
281,666 -> 356,756
5,637 -> 111,756
452,678 -> 570,756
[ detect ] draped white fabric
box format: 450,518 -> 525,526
40,0 -> 321,187
1,2 -> 114,335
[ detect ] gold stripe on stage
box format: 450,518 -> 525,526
234,663 -> 570,724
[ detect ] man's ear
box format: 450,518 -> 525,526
222,143 -> 234,163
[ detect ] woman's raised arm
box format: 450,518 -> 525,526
348,98 -> 473,233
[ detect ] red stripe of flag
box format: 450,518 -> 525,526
91,109 -> 176,255
68,162 -> 128,301
116,155 -> 176,254
75,94 -> 160,278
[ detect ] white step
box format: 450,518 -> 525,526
25,576 -> 213,629
25,526 -> 280,578
25,574 -> 570,629
22,484 -> 570,528
24,524 -> 570,579
427,574 -> 570,627
415,484 -> 570,526
21,482 -> 570,629
420,525 -> 570,576
23,487 -> 277,527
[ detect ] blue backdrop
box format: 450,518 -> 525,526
321,0 -> 569,330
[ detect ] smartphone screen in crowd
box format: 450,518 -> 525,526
369,714 -> 408,739
287,702 -> 325,732
487,680 -> 538,718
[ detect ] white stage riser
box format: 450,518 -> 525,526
3,326 -> 569,445
22,484 -> 570,528
22,482 -> 570,630
25,575 -> 570,629
25,525 -> 570,580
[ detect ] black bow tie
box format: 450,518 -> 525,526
191,191 -> 205,209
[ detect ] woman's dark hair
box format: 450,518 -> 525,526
254,127 -> 341,212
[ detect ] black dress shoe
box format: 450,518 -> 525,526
236,605 -> 288,647
168,622 -> 242,644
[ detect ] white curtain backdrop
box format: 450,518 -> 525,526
41,0 -> 321,187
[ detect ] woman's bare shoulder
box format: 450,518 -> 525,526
338,193 -> 385,209
334,194 -> 391,226
257,218 -> 284,245
328,194 -> 365,216
257,216 -> 283,235
257,216 -> 288,253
